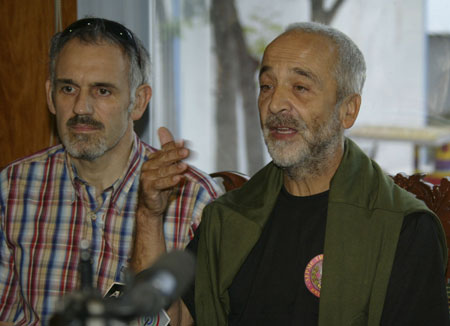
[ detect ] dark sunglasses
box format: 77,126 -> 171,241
61,18 -> 141,67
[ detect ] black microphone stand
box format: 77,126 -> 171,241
50,240 -> 126,326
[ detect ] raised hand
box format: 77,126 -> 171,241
138,127 -> 189,218
131,127 -> 190,273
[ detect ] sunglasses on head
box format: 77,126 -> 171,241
61,18 -> 141,67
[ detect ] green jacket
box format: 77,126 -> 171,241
195,138 -> 447,326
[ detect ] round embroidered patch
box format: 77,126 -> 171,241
304,254 -> 323,298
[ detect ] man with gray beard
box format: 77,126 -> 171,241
181,22 -> 449,326
0,18 -> 222,325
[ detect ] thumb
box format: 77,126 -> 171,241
158,127 -> 175,147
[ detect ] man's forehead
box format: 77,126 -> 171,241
260,31 -> 337,72
265,31 -> 333,55
53,39 -> 130,88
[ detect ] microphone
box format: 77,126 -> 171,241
105,250 -> 195,320
50,249 -> 195,325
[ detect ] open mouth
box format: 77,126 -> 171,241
271,127 -> 297,134
269,126 -> 299,140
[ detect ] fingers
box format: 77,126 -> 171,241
141,127 -> 190,191
147,145 -> 189,167
142,166 -> 187,191
155,126 -> 189,165
141,160 -> 188,187
158,126 -> 186,152
138,127 -> 189,215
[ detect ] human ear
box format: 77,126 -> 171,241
339,94 -> 361,129
131,84 -> 152,121
45,80 -> 56,115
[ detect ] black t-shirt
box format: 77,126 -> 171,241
227,187 -> 327,325
183,187 -> 449,325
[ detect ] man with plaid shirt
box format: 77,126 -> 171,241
0,18 -> 221,325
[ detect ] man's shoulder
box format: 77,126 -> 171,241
1,145 -> 65,175
184,165 -> 223,199
0,145 -> 67,205
204,163 -> 282,212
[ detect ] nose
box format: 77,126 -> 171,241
73,90 -> 93,115
268,86 -> 291,114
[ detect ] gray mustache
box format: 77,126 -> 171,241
66,115 -> 104,129
264,114 -> 307,131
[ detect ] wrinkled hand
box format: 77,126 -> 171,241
138,127 -> 189,218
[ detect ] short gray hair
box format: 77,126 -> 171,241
285,22 -> 366,102
49,17 -> 150,102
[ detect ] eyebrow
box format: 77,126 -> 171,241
55,79 -> 118,89
91,82 -> 118,90
55,78 -> 78,87
259,65 -> 271,78
259,66 -> 321,85
292,67 -> 322,87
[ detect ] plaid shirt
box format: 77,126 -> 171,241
0,134 -> 222,325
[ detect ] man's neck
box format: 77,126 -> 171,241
70,130 -> 134,197
283,146 -> 344,197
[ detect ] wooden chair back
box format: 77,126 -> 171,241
392,173 -> 450,279
210,171 -> 249,192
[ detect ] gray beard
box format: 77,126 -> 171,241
263,109 -> 343,180
64,133 -> 108,161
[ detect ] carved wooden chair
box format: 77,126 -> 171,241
392,173 -> 450,279
392,173 -> 450,311
210,171 -> 249,192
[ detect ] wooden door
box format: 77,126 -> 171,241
0,1 -> 76,169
